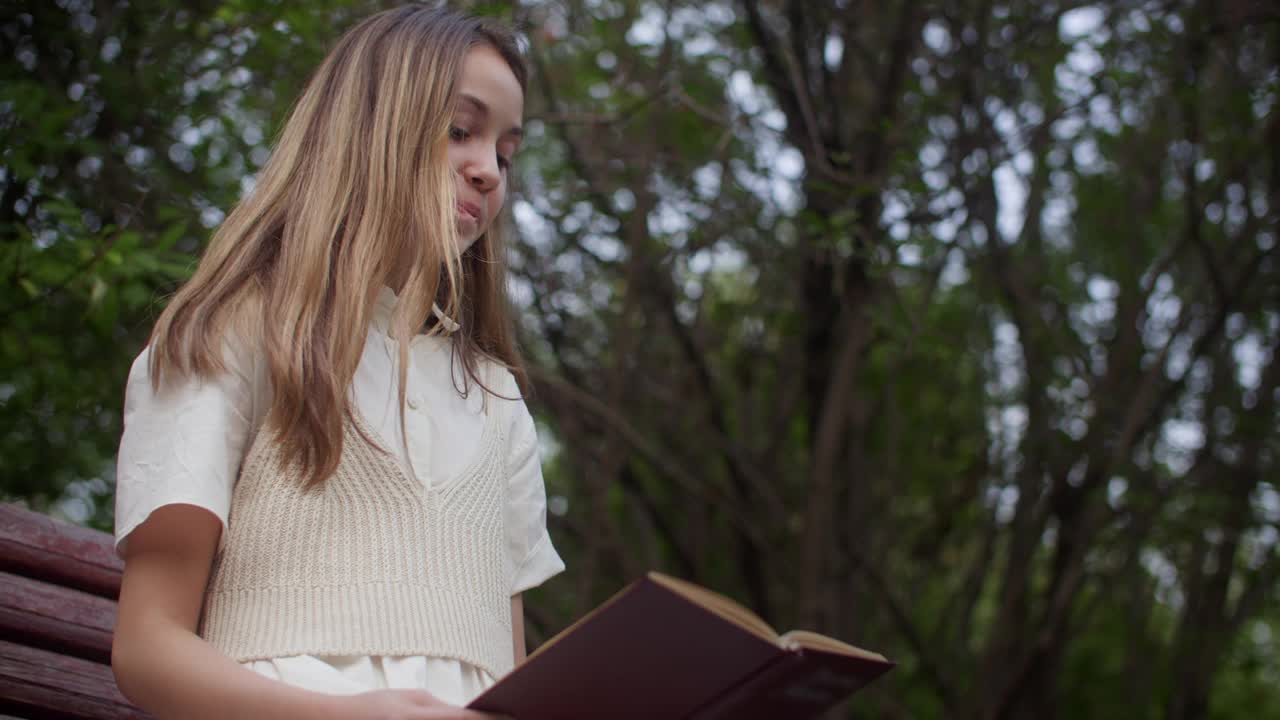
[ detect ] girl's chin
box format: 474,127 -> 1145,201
454,217 -> 481,248
455,231 -> 481,253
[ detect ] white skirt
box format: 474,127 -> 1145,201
244,655 -> 496,706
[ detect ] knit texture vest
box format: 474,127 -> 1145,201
198,382 -> 514,679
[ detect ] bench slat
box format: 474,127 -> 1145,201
0,571 -> 116,663
0,640 -> 149,720
0,506 -> 149,719
0,505 -> 121,599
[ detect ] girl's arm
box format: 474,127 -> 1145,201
113,504 -> 346,719
112,504 -> 496,720
510,594 -> 526,664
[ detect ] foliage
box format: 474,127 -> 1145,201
0,0 -> 386,524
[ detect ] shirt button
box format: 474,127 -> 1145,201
407,397 -> 420,410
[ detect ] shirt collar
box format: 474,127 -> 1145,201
371,285 -> 461,335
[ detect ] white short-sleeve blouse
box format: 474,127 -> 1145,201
113,287 -> 565,703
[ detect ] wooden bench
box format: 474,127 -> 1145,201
0,503 -> 151,719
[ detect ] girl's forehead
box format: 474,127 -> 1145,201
457,45 -> 524,125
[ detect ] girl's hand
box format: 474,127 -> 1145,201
342,689 -> 511,720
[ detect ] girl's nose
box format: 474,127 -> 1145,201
464,154 -> 500,192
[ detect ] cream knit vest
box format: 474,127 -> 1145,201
198,381 -> 514,679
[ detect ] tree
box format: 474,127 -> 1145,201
511,1 -> 1279,717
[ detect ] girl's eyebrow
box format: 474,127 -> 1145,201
459,93 -> 523,140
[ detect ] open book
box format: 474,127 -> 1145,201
468,572 -> 894,719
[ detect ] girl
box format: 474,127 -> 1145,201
110,5 -> 563,719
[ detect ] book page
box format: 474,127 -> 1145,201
648,573 -> 779,643
778,630 -> 889,662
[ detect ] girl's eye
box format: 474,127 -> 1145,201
449,126 -> 469,141
497,154 -> 511,171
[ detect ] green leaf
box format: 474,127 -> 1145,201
156,221 -> 189,251
89,276 -> 108,306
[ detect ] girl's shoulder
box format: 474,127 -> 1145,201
135,324 -> 264,389
141,284 -> 269,383
128,315 -> 268,430
471,352 -> 526,404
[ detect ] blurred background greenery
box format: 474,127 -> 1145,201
2,0 -> 1277,718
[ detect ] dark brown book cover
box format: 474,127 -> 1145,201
468,572 -> 893,720
690,644 -> 894,719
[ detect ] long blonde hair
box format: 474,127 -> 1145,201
148,5 -> 529,486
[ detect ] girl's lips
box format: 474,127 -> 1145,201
458,201 -> 481,221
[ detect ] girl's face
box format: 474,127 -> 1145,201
448,44 -> 524,252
